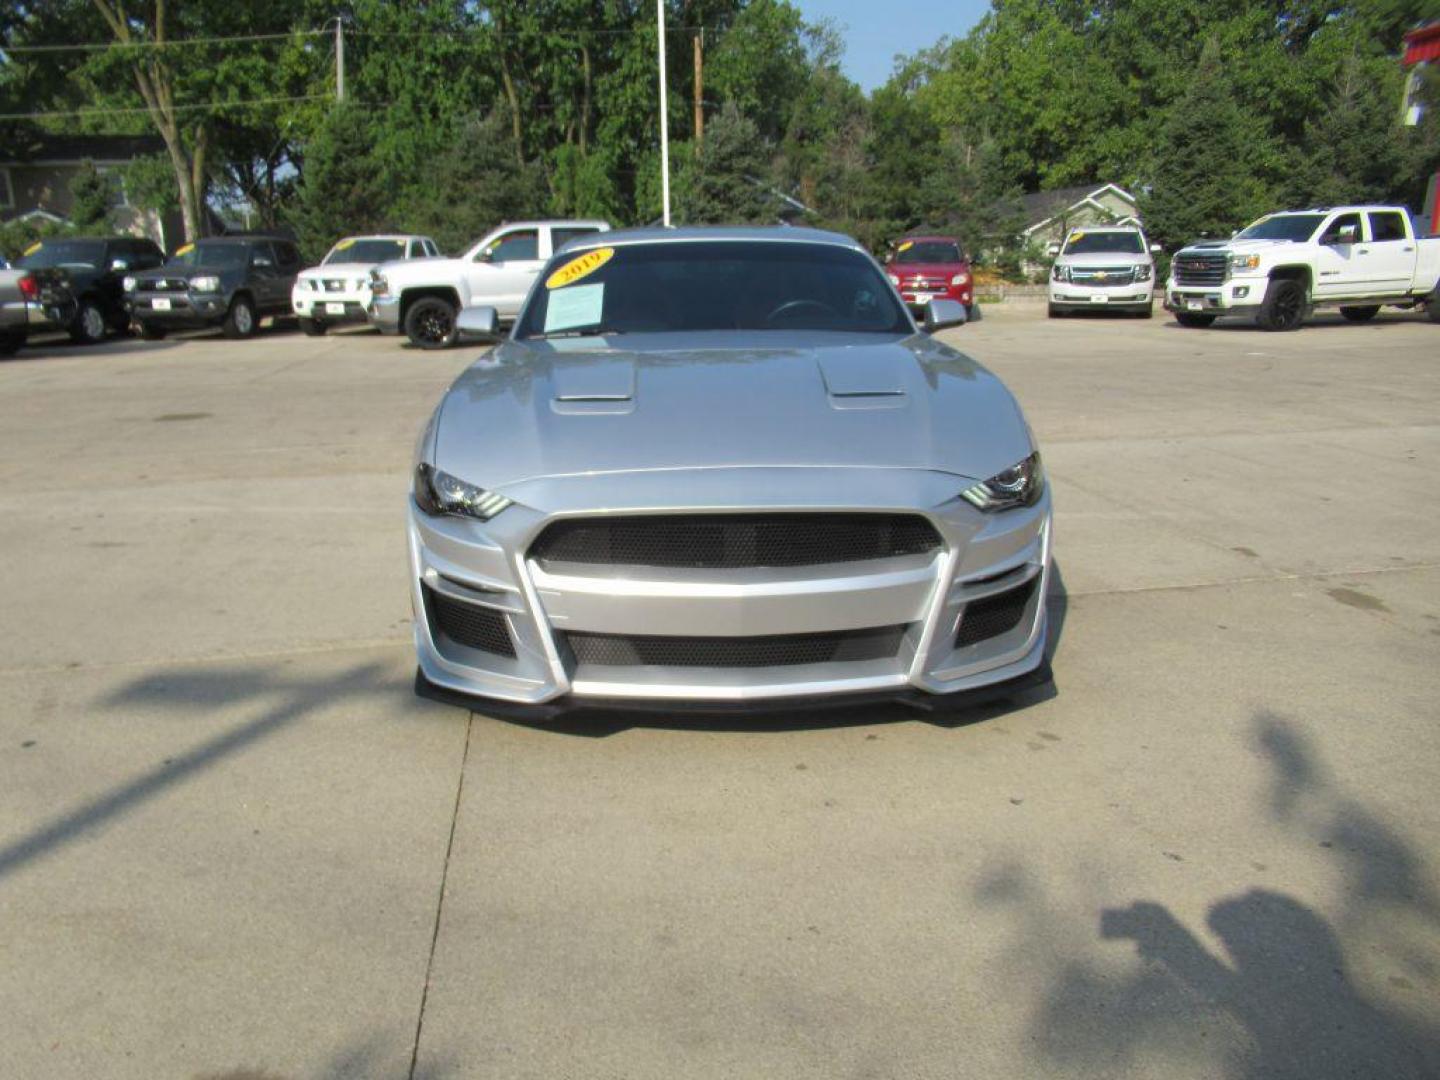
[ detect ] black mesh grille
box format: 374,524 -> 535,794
1173,254 -> 1227,287
531,514 -> 942,569
956,576 -> 1039,648
567,625 -> 906,667
423,586 -> 516,657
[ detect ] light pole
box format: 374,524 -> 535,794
656,0 -> 671,226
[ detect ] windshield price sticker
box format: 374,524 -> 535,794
897,240 -> 914,252
175,242 -> 195,256
334,238 -> 357,251
23,242 -> 43,256
544,283 -> 605,332
546,247 -> 615,289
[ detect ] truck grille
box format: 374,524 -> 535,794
1172,254 -> 1227,287
137,277 -> 192,293
566,625 -> 907,667
956,577 -> 1039,648
531,514 -> 942,570
1070,266 -> 1136,286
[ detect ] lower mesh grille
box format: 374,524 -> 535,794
567,625 -> 906,667
530,514 -> 942,569
423,585 -> 516,657
956,576 -> 1039,648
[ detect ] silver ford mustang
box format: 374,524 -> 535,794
409,227 -> 1052,717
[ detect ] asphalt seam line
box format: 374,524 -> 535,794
408,708 -> 474,1080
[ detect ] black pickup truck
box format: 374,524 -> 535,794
14,236 -> 165,343
127,236 -> 302,339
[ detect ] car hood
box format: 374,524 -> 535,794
151,264 -> 237,279
888,262 -> 968,277
1179,238 -> 1291,257
1055,252 -> 1151,268
430,331 -> 1032,495
299,261 -> 380,278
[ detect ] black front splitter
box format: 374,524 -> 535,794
414,660 -> 1053,723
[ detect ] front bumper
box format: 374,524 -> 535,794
128,292 -> 227,326
1049,282 -> 1153,310
293,288 -> 372,324
408,467 -> 1052,714
368,296 -> 402,334
1164,278 -> 1264,316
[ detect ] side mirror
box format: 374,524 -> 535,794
1047,243 -> 1061,257
110,257 -> 129,271
456,305 -> 500,342
923,298 -> 968,333
1149,243 -> 1162,254
1336,224 -> 1357,244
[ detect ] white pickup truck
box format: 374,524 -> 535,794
1166,205 -> 1440,330
368,219 -> 610,348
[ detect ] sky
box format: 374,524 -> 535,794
795,0 -> 991,91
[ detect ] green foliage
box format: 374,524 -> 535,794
0,217 -> 72,263
674,103 -> 774,225
68,163 -> 116,234
288,103 -> 393,261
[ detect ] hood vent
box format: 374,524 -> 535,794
817,353 -> 907,411
550,359 -> 635,414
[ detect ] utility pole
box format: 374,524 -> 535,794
693,29 -> 704,154
656,0 -> 671,227
335,19 -> 345,102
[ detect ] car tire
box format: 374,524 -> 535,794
1427,296 -> 1440,324
405,297 -> 458,349
69,299 -> 108,345
0,331 -> 23,357
299,317 -> 327,337
138,322 -> 168,341
222,295 -> 258,340
1175,312 -> 1216,328
1047,304 -> 1063,319
1339,305 -> 1381,323
1137,302 -> 1153,319
1257,278 -> 1306,331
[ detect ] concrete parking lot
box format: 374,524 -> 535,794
2,308 -> 1438,1079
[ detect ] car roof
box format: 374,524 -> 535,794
899,234 -> 962,243
555,225 -> 865,255
1067,225 -> 1141,232
191,235 -> 290,244
333,234 -> 427,242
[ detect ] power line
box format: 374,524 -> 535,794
0,29 -> 327,55
0,94 -> 334,121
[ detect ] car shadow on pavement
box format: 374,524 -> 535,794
3,336 -> 187,361
975,710 -> 1440,1079
491,560 -> 1068,739
0,659 -> 420,883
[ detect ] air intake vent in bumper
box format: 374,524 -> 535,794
956,577 -> 1039,648
423,585 -> 516,657
566,625 -> 907,667
531,514 -> 942,569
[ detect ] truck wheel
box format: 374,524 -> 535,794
138,322 -> 168,341
222,295 -> 257,339
405,297 -> 458,349
299,317 -> 327,337
1047,304 -> 1064,319
1339,306 -> 1380,323
1136,302 -> 1154,319
70,300 -> 109,345
0,331 -> 23,357
1257,278 -> 1306,331
1428,296 -> 1440,324
1175,312 -> 1216,328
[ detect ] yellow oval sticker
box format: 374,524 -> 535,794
175,242 -> 195,256
546,247 -> 614,289
23,241 -> 43,256
897,240 -> 914,252
335,237 -> 356,251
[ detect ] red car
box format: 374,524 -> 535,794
884,235 -> 974,319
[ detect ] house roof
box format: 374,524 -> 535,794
0,133 -> 167,165
1019,182 -> 1139,235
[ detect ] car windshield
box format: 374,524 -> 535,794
325,238 -> 408,264
1063,231 -> 1144,255
18,240 -> 107,270
1235,214 -> 1326,242
515,240 -> 912,339
167,242 -> 251,269
894,240 -> 963,264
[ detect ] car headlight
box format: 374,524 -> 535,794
299,279 -> 317,292
1135,264 -> 1153,282
960,452 -> 1045,512
950,272 -> 970,286
191,275 -> 221,292
1052,264 -> 1070,283
122,275 -> 137,292
1229,253 -> 1261,274
413,463 -> 512,520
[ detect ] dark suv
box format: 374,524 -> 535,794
127,236 -> 302,339
15,236 -> 164,343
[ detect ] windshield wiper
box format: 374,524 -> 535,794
526,327 -> 629,340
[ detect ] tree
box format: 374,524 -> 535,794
1139,40 -> 1275,249
289,103 -> 391,261
1291,51 -> 1413,206
68,162 -> 116,233
122,154 -> 181,248
674,102 -> 773,224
